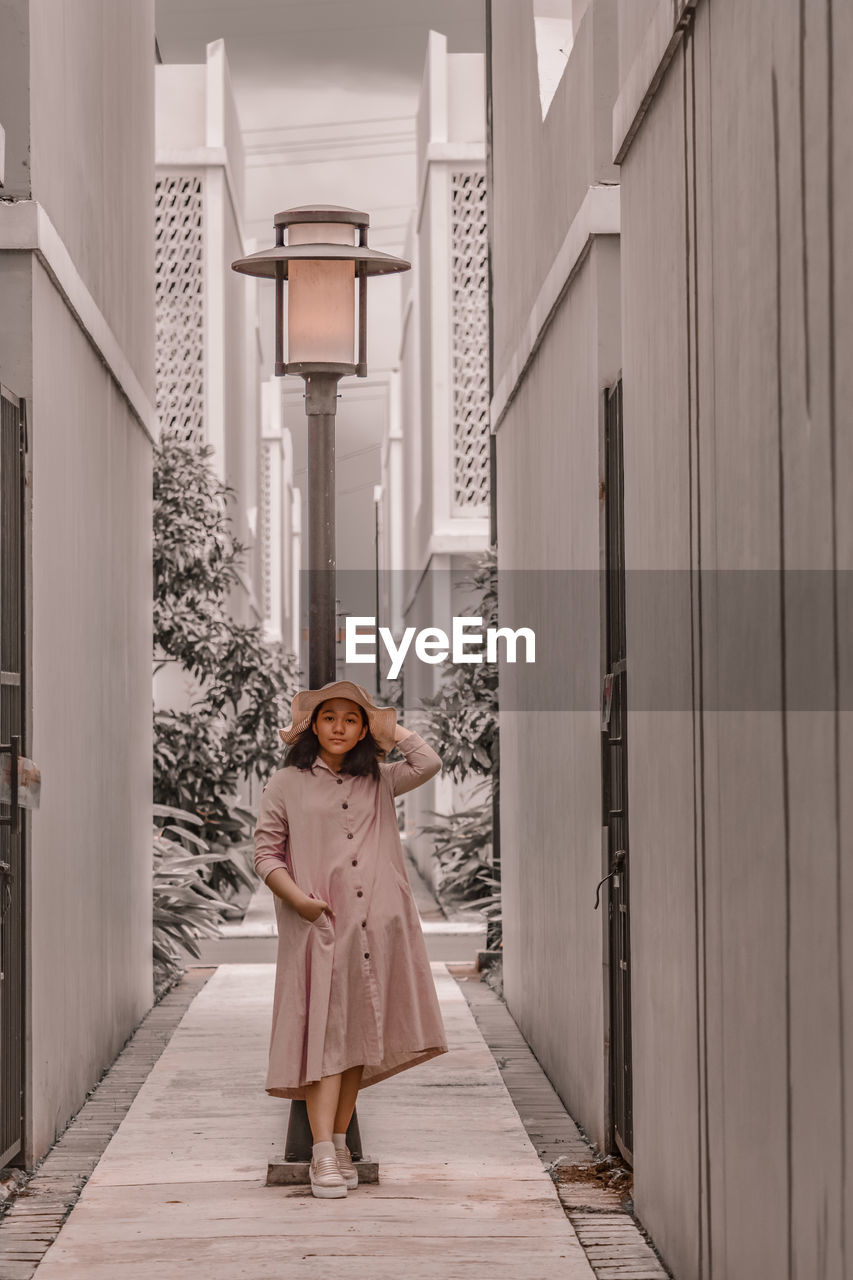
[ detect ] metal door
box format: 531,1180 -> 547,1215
601,379 -> 633,1163
0,387 -> 27,1168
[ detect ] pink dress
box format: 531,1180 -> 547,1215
253,729 -> 449,1098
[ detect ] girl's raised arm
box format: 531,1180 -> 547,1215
381,727 -> 442,797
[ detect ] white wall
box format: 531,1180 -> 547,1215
489,0 -> 620,1148
616,0 -> 853,1274
30,263 -> 154,1161
491,0 -> 853,1274
0,0 -> 156,1164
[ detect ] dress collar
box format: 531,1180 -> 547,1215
311,755 -> 342,777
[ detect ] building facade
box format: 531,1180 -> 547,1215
155,39 -> 267,637
0,0 -> 156,1166
154,39 -> 300,739
489,1 -> 852,1277
396,31 -> 491,883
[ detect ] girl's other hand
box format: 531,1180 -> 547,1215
297,893 -> 332,923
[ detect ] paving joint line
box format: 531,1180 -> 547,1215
450,962 -> 673,1280
0,967 -> 214,1280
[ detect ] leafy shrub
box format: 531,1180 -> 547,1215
415,551 -> 501,945
153,430 -> 300,904
418,786 -> 501,937
417,550 -> 499,784
152,803 -> 254,988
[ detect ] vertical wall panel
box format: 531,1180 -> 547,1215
618,46 -> 701,1280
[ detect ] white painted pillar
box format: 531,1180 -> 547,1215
203,41 -> 227,480
387,368 -> 405,631
289,482 -> 302,664
260,378 -> 283,641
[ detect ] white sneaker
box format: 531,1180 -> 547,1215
309,1151 -> 347,1199
335,1143 -> 359,1189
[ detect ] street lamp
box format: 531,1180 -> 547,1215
231,206 -> 409,1175
232,207 -> 409,687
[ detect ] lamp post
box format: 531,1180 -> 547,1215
233,207 -> 409,689
373,484 -> 383,698
232,206 -> 409,1172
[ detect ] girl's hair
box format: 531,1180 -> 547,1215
282,701 -> 383,780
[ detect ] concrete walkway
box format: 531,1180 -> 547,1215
32,963 -> 595,1280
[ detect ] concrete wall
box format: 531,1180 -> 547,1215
618,0 -> 852,1276
496,248 -> 618,1140
0,0 -> 31,197
491,0 -> 852,1271
617,38 -> 700,1275
29,0 -> 155,381
490,0 -> 618,374
0,0 -> 156,1163
489,0 -> 620,1150
29,262 -> 154,1160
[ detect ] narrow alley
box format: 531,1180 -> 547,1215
0,870 -> 668,1280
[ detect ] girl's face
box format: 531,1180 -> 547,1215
312,698 -> 368,761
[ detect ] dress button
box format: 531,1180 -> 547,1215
347,833 -> 354,839
351,859 -> 358,867
364,952 -> 370,960
342,802 -> 348,809
336,778 -> 343,785
357,890 -> 363,898
361,920 -> 367,928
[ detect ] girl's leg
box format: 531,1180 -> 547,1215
304,1072 -> 342,1144
333,1064 -> 364,1135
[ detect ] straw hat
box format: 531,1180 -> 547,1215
278,681 -> 398,754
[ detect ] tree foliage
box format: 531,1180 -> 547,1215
153,432 -> 300,888
415,550 -> 500,942
416,549 -> 499,785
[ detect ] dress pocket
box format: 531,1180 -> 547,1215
303,902 -> 333,930
390,867 -> 416,908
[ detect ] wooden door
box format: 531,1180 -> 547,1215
0,386 -> 27,1167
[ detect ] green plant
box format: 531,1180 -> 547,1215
152,430 -> 300,898
415,550 -> 501,944
417,550 -> 499,784
418,790 -> 501,942
152,803 -> 253,986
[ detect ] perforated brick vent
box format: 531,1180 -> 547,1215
155,176 -> 205,442
260,440 -> 274,624
450,171 -> 490,514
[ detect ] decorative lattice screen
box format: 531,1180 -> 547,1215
260,441 -> 274,624
450,171 -> 490,514
155,176 -> 204,442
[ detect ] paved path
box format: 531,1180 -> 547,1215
32,963 -> 594,1280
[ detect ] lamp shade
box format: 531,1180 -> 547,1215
231,205 -> 410,378
287,222 -> 355,366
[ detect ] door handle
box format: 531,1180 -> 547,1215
0,860 -> 12,925
0,735 -> 20,834
594,848 -> 625,909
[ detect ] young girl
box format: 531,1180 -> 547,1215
253,680 -> 448,1199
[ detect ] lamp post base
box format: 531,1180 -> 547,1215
266,1157 -> 379,1186
283,1098 -> 363,1161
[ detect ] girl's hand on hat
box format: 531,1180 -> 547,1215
393,722 -> 410,743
